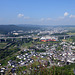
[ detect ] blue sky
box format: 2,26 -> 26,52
0,0 -> 75,25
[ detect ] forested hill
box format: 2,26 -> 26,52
0,25 -> 22,34
0,24 -> 75,34
0,25 -> 41,34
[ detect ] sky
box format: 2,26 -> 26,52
0,0 -> 75,25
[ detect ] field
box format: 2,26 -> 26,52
21,42 -> 33,49
0,43 -> 7,49
67,32 -> 75,35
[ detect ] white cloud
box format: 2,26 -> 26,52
46,18 -> 52,21
17,14 -> 31,19
18,14 -> 24,18
69,15 -> 75,18
58,16 -> 64,19
40,18 -> 45,21
40,18 -> 52,21
24,17 -> 30,19
64,12 -> 69,16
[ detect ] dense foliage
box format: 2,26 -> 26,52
14,63 -> 75,75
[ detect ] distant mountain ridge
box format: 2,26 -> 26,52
0,25 -> 22,34
0,25 -> 40,34
0,24 -> 75,34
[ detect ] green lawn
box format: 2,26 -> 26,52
21,42 -> 33,48
0,43 -> 7,49
67,32 -> 75,35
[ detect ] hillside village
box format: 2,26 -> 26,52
0,39 -> 75,74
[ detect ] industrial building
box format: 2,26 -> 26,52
40,36 -> 58,42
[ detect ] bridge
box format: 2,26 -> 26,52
55,35 -> 75,39
0,36 -> 33,42
0,35 -> 75,42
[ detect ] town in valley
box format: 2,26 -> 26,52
0,25 -> 75,75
